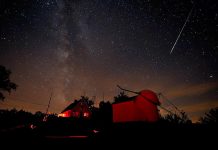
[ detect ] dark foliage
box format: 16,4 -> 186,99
199,107 -> 218,124
0,109 -> 43,129
78,96 -> 94,109
98,101 -> 112,124
114,91 -> 129,103
0,65 -> 17,101
161,110 -> 192,124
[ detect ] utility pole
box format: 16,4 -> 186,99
43,91 -> 53,121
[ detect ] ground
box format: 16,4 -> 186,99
0,122 -> 217,149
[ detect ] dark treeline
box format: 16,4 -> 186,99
0,94 -> 217,148
0,96 -> 217,130
0,109 -> 45,130
1,65 -> 217,128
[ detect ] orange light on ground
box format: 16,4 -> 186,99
58,113 -> 66,117
45,135 -> 88,139
83,112 -> 89,117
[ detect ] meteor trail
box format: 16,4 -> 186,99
170,6 -> 194,54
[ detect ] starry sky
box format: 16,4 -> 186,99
0,0 -> 218,122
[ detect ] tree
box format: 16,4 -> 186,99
0,65 -> 17,101
199,107 -> 218,124
96,101 -> 112,125
79,96 -> 94,108
114,91 -> 129,103
162,110 -> 192,124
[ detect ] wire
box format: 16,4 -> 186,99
7,96 -> 47,106
117,85 -> 174,114
158,105 -> 174,115
2,97 -> 60,112
117,85 -> 139,94
158,93 -> 181,113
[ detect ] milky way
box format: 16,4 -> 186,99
0,0 -> 218,121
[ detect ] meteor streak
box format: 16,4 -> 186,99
170,6 -> 194,54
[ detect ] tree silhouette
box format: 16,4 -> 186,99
114,91 -> 129,103
199,107 -> 218,124
79,96 -> 94,109
162,110 -> 192,124
99,101 -> 112,122
0,65 -> 17,101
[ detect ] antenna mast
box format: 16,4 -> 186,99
43,91 -> 53,121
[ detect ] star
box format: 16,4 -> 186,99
0,0 -> 217,122
209,75 -> 213,78
201,51 -> 206,56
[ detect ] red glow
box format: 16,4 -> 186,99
72,111 -> 80,117
45,135 -> 88,139
59,101 -> 92,118
58,110 -> 71,117
92,129 -> 99,133
113,90 -> 160,123
83,112 -> 89,117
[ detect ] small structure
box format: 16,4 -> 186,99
58,100 -> 92,119
112,90 -> 160,123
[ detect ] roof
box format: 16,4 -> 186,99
113,90 -> 160,105
61,102 -> 78,113
61,100 -> 90,113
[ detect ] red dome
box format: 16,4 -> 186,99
139,90 -> 160,105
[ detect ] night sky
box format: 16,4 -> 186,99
0,0 -> 218,122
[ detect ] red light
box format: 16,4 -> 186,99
83,112 -> 89,117
45,135 -> 88,139
92,129 -> 99,134
58,113 -> 67,117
